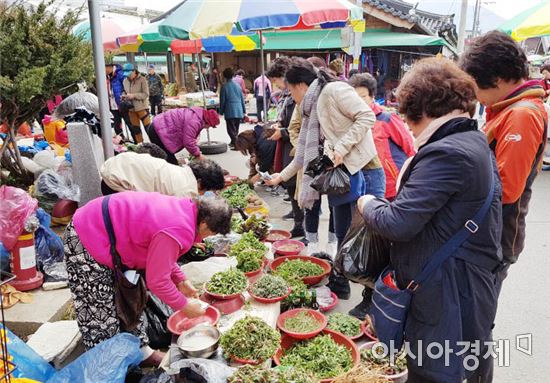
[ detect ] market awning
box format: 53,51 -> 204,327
262,29 -> 446,50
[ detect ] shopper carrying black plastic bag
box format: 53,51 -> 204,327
335,211 -> 390,285
310,166 -> 350,195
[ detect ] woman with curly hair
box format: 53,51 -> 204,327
358,58 -> 503,383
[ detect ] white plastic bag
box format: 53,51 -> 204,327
181,256 -> 237,288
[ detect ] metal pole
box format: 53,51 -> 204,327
88,0 -> 114,159
260,30 -> 267,121
352,0 -> 362,70
195,41 -> 211,144
457,0 -> 469,54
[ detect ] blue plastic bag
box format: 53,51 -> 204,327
1,325 -> 56,381
48,333 -> 143,383
0,242 -> 9,272
34,209 -> 66,281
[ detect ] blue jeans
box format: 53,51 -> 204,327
363,168 -> 386,198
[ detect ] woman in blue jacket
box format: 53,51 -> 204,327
359,58 -> 503,383
220,68 -> 246,150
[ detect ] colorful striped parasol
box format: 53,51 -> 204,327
158,0 -> 364,40
499,1 -> 550,41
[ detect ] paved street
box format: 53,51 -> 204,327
197,120 -> 550,382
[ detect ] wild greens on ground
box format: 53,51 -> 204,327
237,214 -> 270,239
283,311 -> 322,333
221,183 -> 253,208
361,344 -> 407,375
227,365 -> 316,383
251,274 -> 289,298
327,313 -> 362,338
229,232 -> 267,273
220,316 -> 281,362
280,334 -> 353,379
275,259 -> 324,280
206,268 -> 247,295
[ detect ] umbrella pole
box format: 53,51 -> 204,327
260,30 -> 267,122
195,40 -> 211,145
88,0 -> 113,159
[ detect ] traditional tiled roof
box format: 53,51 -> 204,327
363,0 -> 457,45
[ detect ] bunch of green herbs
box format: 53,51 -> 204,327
230,232 -> 267,273
206,268 -> 247,295
283,310 -> 322,333
275,259 -> 324,280
327,313 -> 362,338
227,365 -> 316,383
280,334 -> 353,379
221,183 -> 253,209
251,274 -> 289,299
220,316 -> 281,362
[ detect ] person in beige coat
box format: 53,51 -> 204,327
122,64 -> 150,143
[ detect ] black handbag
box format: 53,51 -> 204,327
101,196 -> 148,331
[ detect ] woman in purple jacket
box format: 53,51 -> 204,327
146,107 -> 220,164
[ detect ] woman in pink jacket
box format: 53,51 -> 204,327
146,107 -> 220,164
64,192 -> 231,366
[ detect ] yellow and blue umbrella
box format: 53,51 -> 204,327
499,1 -> 550,41
158,0 -> 364,40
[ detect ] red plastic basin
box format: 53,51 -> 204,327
277,308 -> 327,340
270,255 -> 331,286
272,239 -> 305,256
244,258 -> 268,283
264,230 -> 292,243
273,329 -> 361,383
167,306 -> 221,336
319,292 -> 339,312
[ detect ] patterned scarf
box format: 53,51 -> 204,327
295,70 -> 334,209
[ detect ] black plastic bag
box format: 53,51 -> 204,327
311,166 -> 350,195
304,154 -> 333,178
335,211 -> 391,285
143,293 -> 173,349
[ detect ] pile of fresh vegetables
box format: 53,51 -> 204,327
361,344 -> 407,376
236,214 -> 270,239
283,311 -> 323,333
280,334 -> 353,379
220,316 -> 281,362
275,259 -> 324,280
221,183 -> 253,209
181,242 -> 214,261
327,313 -> 362,338
251,274 -> 289,299
228,365 -> 316,383
230,232 -> 267,273
206,268 -> 247,295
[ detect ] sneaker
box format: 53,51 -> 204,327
299,237 -> 309,246
283,196 -> 291,203
265,186 -> 273,192
282,211 -> 294,220
306,242 -> 319,255
290,226 -> 305,238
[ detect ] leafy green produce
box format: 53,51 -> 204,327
227,365 -> 316,383
236,249 -> 263,273
206,268 -> 247,295
327,313 -> 362,338
221,183 -> 253,208
283,311 -> 323,333
280,334 -> 353,379
251,274 -> 289,298
231,216 -> 244,232
275,260 -> 324,280
230,232 -> 267,273
237,214 -> 270,239
220,316 -> 281,362
361,345 -> 407,375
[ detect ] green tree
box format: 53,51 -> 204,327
0,0 -> 93,186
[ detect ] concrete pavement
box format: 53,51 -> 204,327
200,120 -> 550,381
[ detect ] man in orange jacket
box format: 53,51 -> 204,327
461,30 -> 548,383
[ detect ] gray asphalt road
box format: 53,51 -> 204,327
198,121 -> 550,382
